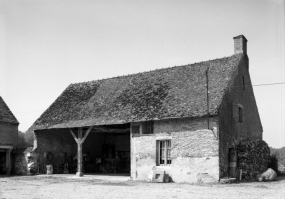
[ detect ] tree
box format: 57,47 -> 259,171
17,131 -> 27,149
270,146 -> 285,173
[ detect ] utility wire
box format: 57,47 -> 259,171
252,82 -> 285,87
234,82 -> 285,88
14,82 -> 285,114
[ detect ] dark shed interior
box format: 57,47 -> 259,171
35,123 -> 130,175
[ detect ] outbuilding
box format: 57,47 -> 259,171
0,96 -> 19,175
31,35 -> 263,183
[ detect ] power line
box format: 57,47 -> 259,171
232,82 -> 285,89
252,82 -> 285,87
13,82 -> 285,114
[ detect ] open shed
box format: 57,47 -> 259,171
31,35 -> 263,183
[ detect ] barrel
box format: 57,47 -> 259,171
229,148 -> 237,178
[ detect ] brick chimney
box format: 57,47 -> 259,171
233,35 -> 247,54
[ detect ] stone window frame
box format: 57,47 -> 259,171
156,139 -> 172,166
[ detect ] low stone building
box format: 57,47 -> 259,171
31,35 -> 262,183
0,96 -> 19,175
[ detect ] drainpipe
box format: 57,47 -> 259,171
206,67 -> 210,129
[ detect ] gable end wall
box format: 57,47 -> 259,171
218,54 -> 263,177
0,121 -> 18,148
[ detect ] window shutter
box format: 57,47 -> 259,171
156,140 -> 159,166
146,121 -> 153,134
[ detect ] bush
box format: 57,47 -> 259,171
268,154 -> 278,174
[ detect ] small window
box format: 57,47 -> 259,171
143,121 -> 153,134
157,140 -> 171,166
131,125 -> 140,137
131,121 -> 153,136
238,107 -> 243,123
243,76 -> 245,91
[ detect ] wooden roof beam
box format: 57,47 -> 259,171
69,126 -> 93,177
92,126 -> 130,132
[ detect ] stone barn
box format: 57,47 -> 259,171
0,96 -> 19,175
31,35 -> 262,183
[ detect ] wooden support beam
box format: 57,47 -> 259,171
93,127 -> 109,132
78,128 -> 82,142
81,126 -> 93,144
71,126 -> 93,177
92,126 -> 130,133
77,127 -> 83,177
70,126 -> 95,177
69,129 -> 78,143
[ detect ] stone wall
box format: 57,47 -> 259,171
218,54 -> 263,177
131,117 -> 219,183
34,129 -> 77,166
0,121 -> 18,147
12,149 -> 28,175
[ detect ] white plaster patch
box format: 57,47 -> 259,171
170,157 -> 219,183
136,157 -> 156,181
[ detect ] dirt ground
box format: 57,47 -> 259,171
0,174 -> 285,199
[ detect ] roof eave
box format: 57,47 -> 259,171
32,113 -> 219,131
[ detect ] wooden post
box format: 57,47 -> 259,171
77,143 -> 83,176
69,126 -> 93,177
6,149 -> 11,175
77,128 -> 83,176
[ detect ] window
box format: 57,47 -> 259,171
157,140 -> 171,166
238,107 -> 243,123
243,76 -> 245,91
143,121 -> 153,134
131,121 -> 153,136
131,124 -> 140,137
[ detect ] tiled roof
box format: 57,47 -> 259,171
33,53 -> 243,130
0,96 -> 19,124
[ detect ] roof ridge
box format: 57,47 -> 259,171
71,54 -> 237,85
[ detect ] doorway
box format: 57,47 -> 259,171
78,124 -> 131,175
0,150 -> 7,175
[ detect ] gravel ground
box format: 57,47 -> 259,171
0,174 -> 285,199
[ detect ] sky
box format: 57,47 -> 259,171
0,0 -> 284,148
